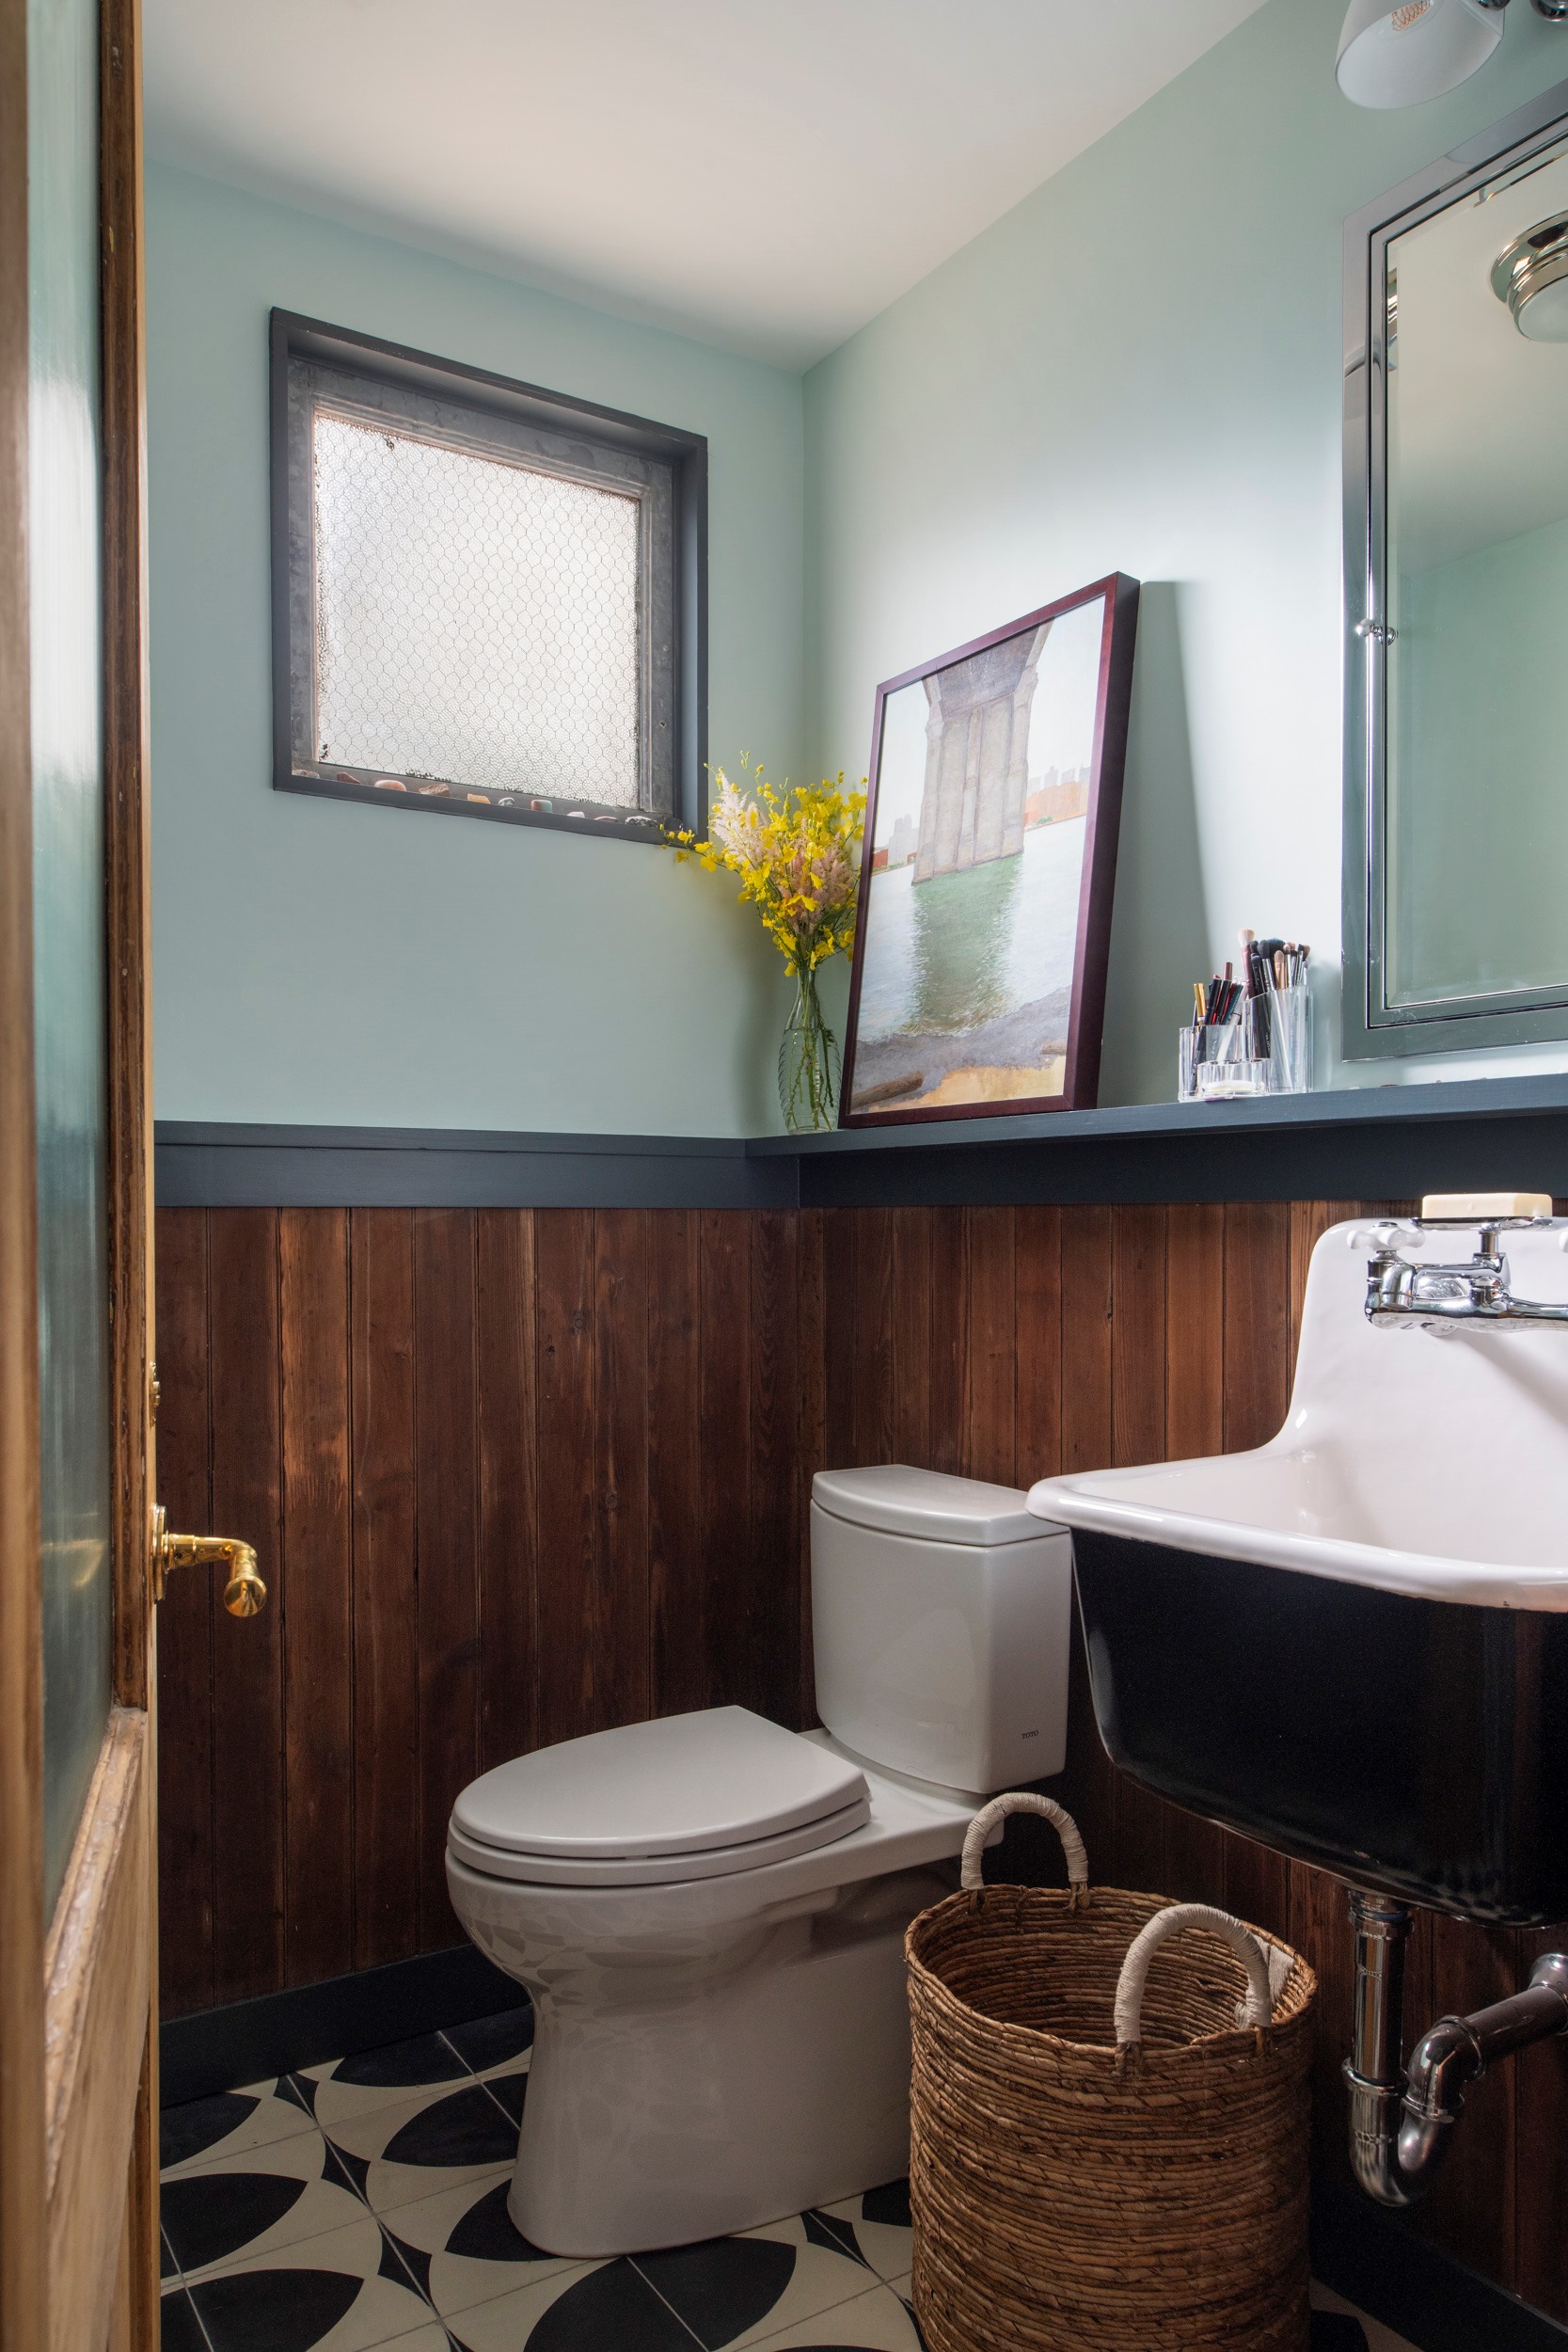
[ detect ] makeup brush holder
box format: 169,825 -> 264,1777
1266,983 -> 1312,1094
1179,1022 -> 1266,1104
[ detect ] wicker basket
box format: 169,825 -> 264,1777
907,1792 -> 1318,2352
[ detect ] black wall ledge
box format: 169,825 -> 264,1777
155,1075 -> 1568,1211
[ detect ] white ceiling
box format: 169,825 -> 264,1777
143,0 -> 1269,369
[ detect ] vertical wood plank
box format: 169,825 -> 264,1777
928,1207 -> 969,1473
1165,1202 -> 1225,1464
152,1209 -> 213,2018
1013,1206 -> 1061,1488
822,1212 -> 857,1470
1217,1202 -> 1291,1937
748,1211 -> 800,1724
699,1212 -> 751,1709
796,1209 -> 826,1727
1288,1200 -> 1337,1383
535,1211 -> 596,1746
1514,1918 -> 1568,2315
649,1211 -> 703,1720
1110,1204 -> 1166,1470
278,1211 -> 353,1986
1163,1200 -> 1228,1905
1108,1204 -> 1169,1889
412,1211 -> 480,1950
963,1207 -> 1015,1485
594,1207 -> 650,1732
477,1210 -> 537,1772
349,1210 -> 418,1971
1060,1207 -> 1112,1475
1424,1915 -> 1519,2288
208,1210 -> 284,2003
1223,1201 -> 1291,1455
1290,1863 -> 1357,2184
890,1209 -> 933,1470
851,1207 -> 895,1470
1058,1207 -> 1116,1867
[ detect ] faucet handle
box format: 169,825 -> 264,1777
1418,1192 -> 1554,1228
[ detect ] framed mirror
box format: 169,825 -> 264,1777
1344,76 -> 1568,1056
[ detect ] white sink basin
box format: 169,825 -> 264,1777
1024,1216 -> 1568,1921
1031,1215 -> 1568,1609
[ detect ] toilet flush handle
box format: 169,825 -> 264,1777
960,1793 -> 1089,1898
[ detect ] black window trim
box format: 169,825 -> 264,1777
268,308 -> 708,847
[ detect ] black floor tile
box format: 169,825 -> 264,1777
502,2259 -> 702,2351
633,2234 -> 796,2348
860,2179 -> 911,2232
447,2179 -> 551,2264
159,2288 -> 211,2351
161,2170 -> 309,2274
161,2092 -> 266,2171
482,2068 -> 527,2127
443,2004 -> 533,2073
378,2080 -> 522,2169
801,2209 -> 864,2265
186,2265 -> 362,2352
317,2032 -> 468,2092
1312,2319 -> 1370,2351
161,2225 -> 179,2280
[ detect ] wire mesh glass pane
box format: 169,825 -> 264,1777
312,410 -> 642,805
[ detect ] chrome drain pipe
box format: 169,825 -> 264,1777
1345,1890 -> 1568,2207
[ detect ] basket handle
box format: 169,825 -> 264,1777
959,1793 -> 1089,1893
1113,1903 -> 1276,2048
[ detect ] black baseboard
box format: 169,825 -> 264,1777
1312,2178 -> 1568,2351
160,1944 -> 519,2108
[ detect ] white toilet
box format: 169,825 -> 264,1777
446,1464 -> 1073,2257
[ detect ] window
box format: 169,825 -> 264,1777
271,311 -> 706,843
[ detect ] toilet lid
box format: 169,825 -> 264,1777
451,1707 -> 871,1875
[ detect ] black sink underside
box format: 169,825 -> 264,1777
1072,1530 -> 1568,1926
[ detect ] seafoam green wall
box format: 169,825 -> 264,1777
1393,516 -> 1568,1010
147,164 -> 804,1133
802,0 -> 1568,1100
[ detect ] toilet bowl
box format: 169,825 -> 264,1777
447,1465 -> 1073,2256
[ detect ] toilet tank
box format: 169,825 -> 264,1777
810,1465 -> 1073,1795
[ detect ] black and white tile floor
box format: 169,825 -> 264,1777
158,2006 -> 1419,2352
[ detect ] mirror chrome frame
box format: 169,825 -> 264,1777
1342,75 -> 1568,1057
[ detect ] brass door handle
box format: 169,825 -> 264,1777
152,1506 -> 267,1616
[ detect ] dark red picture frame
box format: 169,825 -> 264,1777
838,572 -> 1139,1128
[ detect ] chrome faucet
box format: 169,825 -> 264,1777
1365,1192 -> 1566,1331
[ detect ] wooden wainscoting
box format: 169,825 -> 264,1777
154,1197 -> 1568,2323
153,1206 -> 818,2015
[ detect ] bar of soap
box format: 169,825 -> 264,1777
1420,1191 -> 1553,1220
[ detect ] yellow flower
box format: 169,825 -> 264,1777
664,756 -> 866,977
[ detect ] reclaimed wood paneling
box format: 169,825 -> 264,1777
350,1210 -> 418,1970
648,1211 -> 702,1723
476,1210 -> 537,1775
151,1210 -> 212,2020
207,1212 -> 283,2001
277,1212 -> 353,1988
153,1194 -> 1568,2325
412,1211 -> 479,1950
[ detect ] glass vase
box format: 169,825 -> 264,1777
779,960 -> 840,1134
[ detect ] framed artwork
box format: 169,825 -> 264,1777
839,573 -> 1139,1126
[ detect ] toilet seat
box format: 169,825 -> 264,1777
449,1706 -> 872,1888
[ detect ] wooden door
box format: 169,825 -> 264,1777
1,2 -> 194,2344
